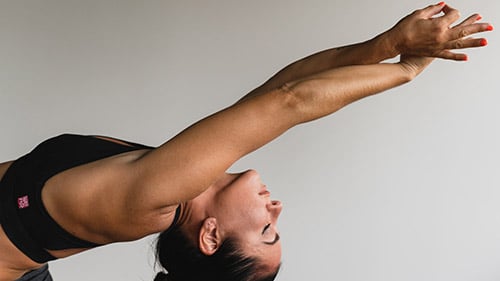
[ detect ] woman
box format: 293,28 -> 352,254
0,3 -> 492,281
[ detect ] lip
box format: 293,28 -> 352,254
259,190 -> 270,196
259,185 -> 270,196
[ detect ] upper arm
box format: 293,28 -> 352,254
127,88 -> 299,209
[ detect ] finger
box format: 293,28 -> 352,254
454,13 -> 482,28
438,4 -> 461,26
419,2 -> 446,18
450,23 -> 494,40
435,50 -> 468,61
444,37 -> 489,50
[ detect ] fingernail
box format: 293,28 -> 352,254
480,38 -> 488,46
438,1 -> 445,6
462,55 -> 469,61
476,15 -> 482,21
486,25 -> 494,31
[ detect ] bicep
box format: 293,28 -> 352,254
129,89 -> 299,208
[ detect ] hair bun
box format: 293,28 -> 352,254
153,272 -> 169,281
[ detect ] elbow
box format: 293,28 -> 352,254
278,80 -> 345,124
278,82 -> 301,108
277,82 -> 311,123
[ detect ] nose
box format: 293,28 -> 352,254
268,200 -> 283,221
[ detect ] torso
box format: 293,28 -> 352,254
0,137 -> 179,280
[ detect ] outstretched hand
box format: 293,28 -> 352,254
390,2 -> 493,61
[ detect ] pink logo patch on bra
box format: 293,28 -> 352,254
17,195 -> 30,209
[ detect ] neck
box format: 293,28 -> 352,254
176,185 -> 216,243
175,201 -> 192,228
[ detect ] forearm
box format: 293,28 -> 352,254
284,61 -> 414,124
240,31 -> 397,101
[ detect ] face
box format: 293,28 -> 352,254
210,169 -> 283,273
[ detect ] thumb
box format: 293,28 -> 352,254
420,2 -> 446,18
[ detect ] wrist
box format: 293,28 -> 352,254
398,56 -> 434,81
372,30 -> 400,60
398,62 -> 418,81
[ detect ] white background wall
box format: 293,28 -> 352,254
1,1 -> 499,280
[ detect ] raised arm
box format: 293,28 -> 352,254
121,4 -> 491,213
128,56 -> 429,210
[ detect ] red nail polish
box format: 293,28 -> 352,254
462,55 -> 469,62
480,39 -> 488,46
476,15 -> 482,21
486,25 -> 494,31
438,1 -> 445,6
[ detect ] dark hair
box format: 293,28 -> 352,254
154,227 -> 280,281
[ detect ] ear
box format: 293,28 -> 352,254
198,217 -> 221,256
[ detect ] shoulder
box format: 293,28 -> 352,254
41,146 -> 159,242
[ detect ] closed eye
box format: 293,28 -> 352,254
262,223 -> 280,245
263,233 -> 280,245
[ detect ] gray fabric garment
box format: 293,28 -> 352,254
16,265 -> 53,281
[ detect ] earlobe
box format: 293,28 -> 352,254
199,217 -> 221,256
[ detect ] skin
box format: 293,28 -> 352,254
0,3 -> 492,280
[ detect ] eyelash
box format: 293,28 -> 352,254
263,223 -> 271,234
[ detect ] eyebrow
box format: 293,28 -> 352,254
263,233 -> 280,245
